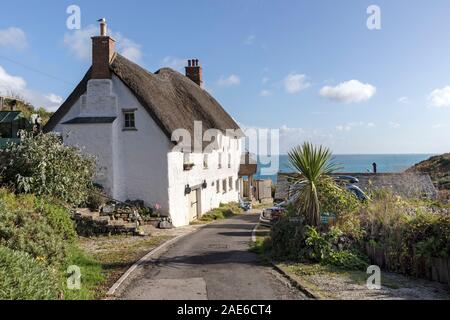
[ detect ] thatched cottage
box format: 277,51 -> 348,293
44,20 -> 244,227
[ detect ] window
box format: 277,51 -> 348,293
203,154 -> 209,169
216,180 -> 220,194
183,152 -> 190,164
228,154 -> 232,168
235,179 -> 240,191
218,153 -> 222,169
222,179 -> 227,193
229,177 -> 233,190
183,152 -> 194,170
123,109 -> 136,129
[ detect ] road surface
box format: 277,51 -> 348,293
119,213 -> 306,300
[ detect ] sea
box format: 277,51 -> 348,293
255,154 -> 434,183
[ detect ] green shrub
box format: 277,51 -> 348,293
270,217 -> 307,260
85,188 -> 107,211
269,218 -> 368,270
1,132 -> 96,206
356,191 -> 450,274
0,246 -> 60,300
0,190 -> 75,266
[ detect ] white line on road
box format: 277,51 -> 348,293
251,223 -> 259,243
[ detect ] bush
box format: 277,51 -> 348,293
0,132 -> 96,206
269,218 -> 368,270
356,190 -> 450,274
0,246 -> 60,300
270,217 -> 308,260
0,190 -> 76,266
85,188 -> 107,211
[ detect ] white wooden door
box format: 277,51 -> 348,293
188,189 -> 199,222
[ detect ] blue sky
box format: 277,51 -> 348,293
0,0 -> 450,154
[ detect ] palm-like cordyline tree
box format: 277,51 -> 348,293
288,142 -> 339,227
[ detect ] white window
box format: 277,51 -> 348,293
203,154 -> 208,169
218,153 -> 222,169
229,177 -> 233,190
222,179 -> 227,193
216,180 -> 220,194
123,109 -> 137,129
228,154 -> 232,168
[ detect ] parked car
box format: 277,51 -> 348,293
259,206 -> 284,227
239,197 -> 252,211
260,176 -> 369,227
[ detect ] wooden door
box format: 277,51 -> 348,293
188,189 -> 199,222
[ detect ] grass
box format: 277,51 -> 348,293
195,202 -> 242,223
63,246 -> 104,300
63,234 -> 173,299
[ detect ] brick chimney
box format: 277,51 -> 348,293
91,19 -> 115,79
185,59 -> 203,87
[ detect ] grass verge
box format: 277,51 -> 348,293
64,234 -> 173,299
193,202 -> 242,224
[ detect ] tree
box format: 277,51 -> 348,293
287,142 -> 339,227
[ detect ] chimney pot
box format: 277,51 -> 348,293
185,58 -> 203,87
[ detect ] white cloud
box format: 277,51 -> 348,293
217,74 -> 240,87
161,56 -> 187,72
0,65 -> 62,111
389,122 -> 401,128
336,125 -> 351,131
64,25 -> 143,63
0,27 -> 28,51
262,77 -> 270,84
336,121 -> 375,131
45,93 -> 63,105
428,86 -> 450,108
260,90 -> 272,97
398,96 -> 409,104
319,80 -> 376,103
244,35 -> 256,45
284,73 -> 310,94
432,123 -> 446,129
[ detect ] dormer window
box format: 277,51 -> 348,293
123,109 -> 137,130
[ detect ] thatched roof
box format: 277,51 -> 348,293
44,54 -> 242,143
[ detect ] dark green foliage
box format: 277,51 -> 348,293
0,246 -> 60,300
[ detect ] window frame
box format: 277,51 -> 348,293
122,108 -> 137,130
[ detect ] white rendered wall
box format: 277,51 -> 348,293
167,135 -> 242,227
111,75 -> 172,212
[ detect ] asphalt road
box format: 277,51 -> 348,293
120,213 -> 307,300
